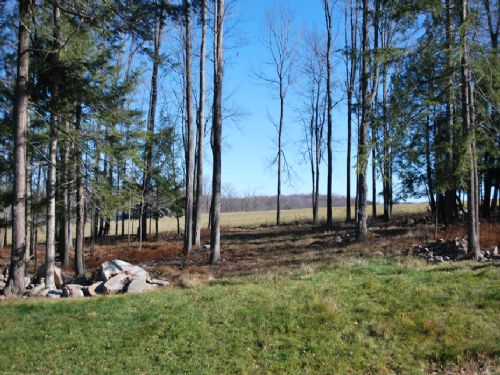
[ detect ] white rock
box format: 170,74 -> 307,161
47,289 -> 63,299
103,273 -> 130,295
100,259 -> 150,282
28,283 -> 46,297
148,278 -> 169,287
83,281 -> 103,297
62,284 -> 85,298
36,266 -> 64,288
127,278 -> 155,294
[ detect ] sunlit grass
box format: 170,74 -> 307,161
0,259 -> 497,374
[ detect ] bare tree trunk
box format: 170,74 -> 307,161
193,0 -> 206,246
382,64 -> 391,221
45,2 -> 61,290
61,119 -> 71,267
75,105 -> 85,276
184,0 -> 195,257
345,0 -> 358,223
25,146 -> 31,262
356,0 -> 379,239
277,88 -> 283,226
142,15 -> 164,243
371,145 -> 376,217
460,0 -> 480,258
443,0 -> 457,225
4,0 -> 31,296
425,115 -> 436,212
127,189 -> 131,249
323,0 -> 333,227
210,0 -> 224,265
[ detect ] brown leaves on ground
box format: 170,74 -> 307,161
0,215 -> 498,287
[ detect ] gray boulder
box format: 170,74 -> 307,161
28,283 -> 46,297
62,284 -> 85,298
127,278 -> 155,294
47,289 -> 63,299
83,281 -> 104,297
148,278 -> 169,287
100,259 -> 150,282
103,273 -> 130,295
36,266 -> 64,288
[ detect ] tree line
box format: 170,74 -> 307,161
0,0 -> 498,296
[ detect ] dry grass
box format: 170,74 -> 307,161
3,203 -> 428,245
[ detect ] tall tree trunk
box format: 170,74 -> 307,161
25,146 -> 31,262
142,14 -> 164,243
210,0 -> 224,265
184,0 -> 195,257
425,115 -> 436,212
75,105 -> 85,276
61,120 -> 71,267
460,0 -> 481,258
323,0 -> 333,227
276,88 -> 283,226
382,64 -> 391,221
345,0 -> 358,223
371,143 -> 376,217
45,2 -> 61,290
193,0 -> 206,246
4,0 -> 31,296
356,0 -> 378,239
443,0 -> 457,225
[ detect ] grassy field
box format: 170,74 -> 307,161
16,203 -> 428,244
0,259 -> 498,374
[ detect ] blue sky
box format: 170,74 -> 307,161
219,0 -> 369,198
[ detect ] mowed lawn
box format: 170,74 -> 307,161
0,258 -> 498,374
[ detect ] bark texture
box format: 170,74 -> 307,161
210,0 -> 224,264
4,0 -> 31,296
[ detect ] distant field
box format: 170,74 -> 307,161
94,202 -> 428,235
3,203 -> 429,244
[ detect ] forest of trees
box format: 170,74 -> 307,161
0,0 -> 497,295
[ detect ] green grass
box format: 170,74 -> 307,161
0,258 -> 498,374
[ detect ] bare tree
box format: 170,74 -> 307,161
301,28 -> 326,225
184,0 -> 195,256
209,0 -> 224,264
193,0 -> 207,246
343,0 -> 359,222
45,1 -> 62,290
4,0 -> 32,296
322,0 -> 334,227
257,0 -> 294,226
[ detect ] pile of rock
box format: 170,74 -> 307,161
1,259 -> 168,299
409,238 -> 499,263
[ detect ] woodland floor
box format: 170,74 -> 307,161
1,212 -> 499,285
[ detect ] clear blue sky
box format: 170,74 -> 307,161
219,0 -> 370,198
